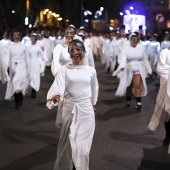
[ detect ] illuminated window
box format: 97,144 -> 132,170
167,20 -> 170,28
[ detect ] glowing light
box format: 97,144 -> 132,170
109,27 -> 113,31
100,7 -> 104,11
84,19 -> 89,23
120,12 -> 123,16
57,17 -> 62,21
125,10 -> 130,14
25,17 -> 29,25
12,10 -> 15,13
66,19 -> 69,22
130,6 -> 134,10
45,9 -> 49,12
29,24 -> 32,28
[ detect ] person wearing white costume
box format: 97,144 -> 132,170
51,25 -> 76,76
0,45 -> 9,83
148,47 -> 170,147
49,25 -> 76,127
77,33 -> 95,68
5,30 -> 30,109
0,31 -> 11,82
27,33 -> 47,98
160,31 -> 170,52
113,33 -> 152,110
47,39 -> 99,170
147,34 -> 160,76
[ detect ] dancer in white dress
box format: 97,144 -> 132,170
113,33 -> 152,110
47,39 -> 99,170
5,30 -> 30,108
27,33 -> 47,98
148,47 -> 170,147
51,25 -> 76,76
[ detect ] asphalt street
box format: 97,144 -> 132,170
0,61 -> 170,170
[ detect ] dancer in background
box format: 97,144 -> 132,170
148,47 -> 170,146
27,33 -> 47,98
47,39 -> 99,170
5,30 -> 30,109
113,33 -> 151,110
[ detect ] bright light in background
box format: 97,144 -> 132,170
130,6 -> 134,10
29,24 -> 32,28
125,10 -> 130,14
84,10 -> 92,16
12,10 -> 15,13
109,26 -> 113,31
120,12 -> 123,16
84,19 -> 89,23
94,10 -> 102,18
25,17 -> 29,25
100,7 -> 104,11
57,17 -> 62,21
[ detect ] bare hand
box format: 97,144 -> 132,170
47,95 -> 60,103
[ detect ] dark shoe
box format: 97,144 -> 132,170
136,103 -> 142,111
30,89 -> 36,98
126,102 -> 131,107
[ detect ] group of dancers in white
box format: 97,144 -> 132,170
0,24 -> 170,169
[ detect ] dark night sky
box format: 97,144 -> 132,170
84,0 -> 127,20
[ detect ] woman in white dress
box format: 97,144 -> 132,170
113,33 -> 152,110
27,33 -> 47,98
47,39 -> 99,170
148,47 -> 170,146
5,30 -> 30,108
51,25 -> 76,76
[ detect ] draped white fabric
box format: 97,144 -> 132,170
113,45 -> 152,96
5,42 -> 30,100
148,48 -> 170,131
47,65 -> 99,170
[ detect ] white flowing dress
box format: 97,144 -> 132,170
5,42 -> 29,100
148,48 -> 170,131
113,45 -> 152,96
47,65 -> 99,170
28,44 -> 47,91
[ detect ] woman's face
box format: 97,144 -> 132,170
13,32 -> 21,42
130,36 -> 138,47
69,44 -> 85,63
30,36 -> 37,44
65,29 -> 73,42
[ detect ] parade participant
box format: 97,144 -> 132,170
113,33 -> 152,110
51,25 -> 76,76
160,31 -> 170,52
27,33 -> 47,98
77,33 -> 95,67
147,34 -> 160,76
5,30 -> 30,109
148,47 -> 170,146
46,39 -> 99,170
0,45 -> 9,83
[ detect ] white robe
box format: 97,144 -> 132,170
0,45 -> 9,83
148,48 -> 170,131
47,65 -> 99,170
147,41 -> 160,72
51,44 -> 72,77
28,44 -> 47,91
84,45 -> 95,68
5,42 -> 30,100
113,45 -> 152,96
